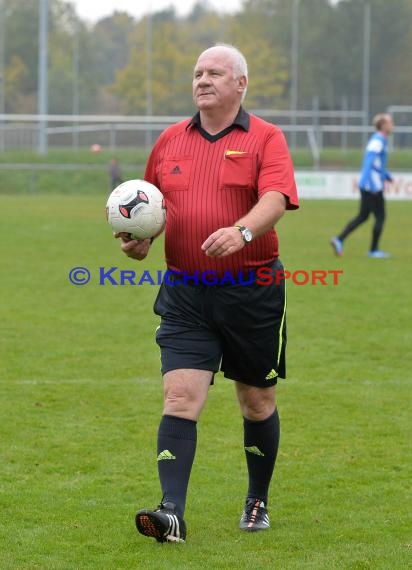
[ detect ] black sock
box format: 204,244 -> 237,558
243,409 -> 280,505
157,414 -> 197,517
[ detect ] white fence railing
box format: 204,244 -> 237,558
0,112 -> 410,165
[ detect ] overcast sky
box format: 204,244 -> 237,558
70,0 -> 243,23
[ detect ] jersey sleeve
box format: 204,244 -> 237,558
258,127 -> 299,210
361,148 -> 380,191
144,152 -> 156,186
366,138 -> 383,153
144,137 -> 163,187
144,120 -> 191,188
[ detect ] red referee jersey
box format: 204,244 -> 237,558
144,108 -> 299,278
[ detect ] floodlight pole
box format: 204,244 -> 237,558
37,0 -> 49,155
290,0 -> 300,149
362,1 -> 371,146
72,15 -> 80,149
0,0 -> 5,152
145,6 -> 153,149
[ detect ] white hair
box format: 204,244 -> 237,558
214,43 -> 248,80
200,43 -> 248,101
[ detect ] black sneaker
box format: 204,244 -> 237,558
239,498 -> 270,532
135,502 -> 186,543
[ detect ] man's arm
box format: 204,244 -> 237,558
235,190 -> 287,237
201,191 -> 287,258
360,137 -> 384,191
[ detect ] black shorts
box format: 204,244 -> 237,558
153,259 -> 287,388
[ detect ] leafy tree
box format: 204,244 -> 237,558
2,0 -> 412,119
4,0 -> 39,97
91,12 -> 136,85
323,0 -> 412,114
113,10 -> 225,115
366,0 -> 412,112
4,55 -> 31,112
229,3 -> 290,109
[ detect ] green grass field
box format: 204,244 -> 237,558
1,190 -> 411,569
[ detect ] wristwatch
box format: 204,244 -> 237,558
234,225 -> 253,244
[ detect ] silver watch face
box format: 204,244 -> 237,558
243,229 -> 253,242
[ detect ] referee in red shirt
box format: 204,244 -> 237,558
117,44 -> 299,543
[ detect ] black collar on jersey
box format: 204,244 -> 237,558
188,106 -> 250,142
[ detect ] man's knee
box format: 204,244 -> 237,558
163,369 -> 212,420
373,210 -> 385,229
358,212 -> 370,223
237,384 -> 276,421
377,211 -> 386,224
164,383 -> 192,412
374,220 -> 385,234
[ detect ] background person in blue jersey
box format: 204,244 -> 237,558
330,114 -> 394,259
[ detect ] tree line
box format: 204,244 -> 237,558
2,0 -> 412,118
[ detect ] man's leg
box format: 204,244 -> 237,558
236,383 -> 278,505
136,369 -> 211,542
369,192 -> 386,252
338,191 -> 372,242
157,369 -> 211,516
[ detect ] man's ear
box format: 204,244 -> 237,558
239,75 -> 247,87
238,76 -> 248,92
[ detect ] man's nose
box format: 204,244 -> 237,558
198,73 -> 211,84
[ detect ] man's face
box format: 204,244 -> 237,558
192,48 -> 246,112
383,116 -> 394,135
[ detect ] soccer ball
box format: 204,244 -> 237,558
106,179 -> 166,240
